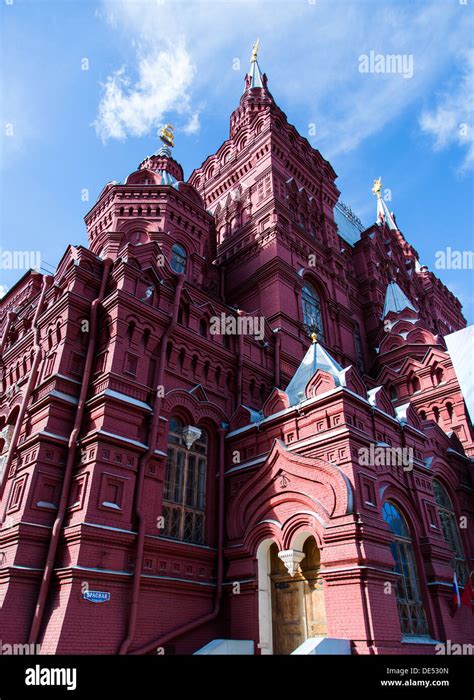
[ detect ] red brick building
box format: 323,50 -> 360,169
0,49 -> 473,655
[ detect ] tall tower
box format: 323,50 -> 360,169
189,42 -> 363,383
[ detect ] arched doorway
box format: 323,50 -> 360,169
269,537 -> 326,654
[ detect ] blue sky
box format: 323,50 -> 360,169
1,0 -> 473,322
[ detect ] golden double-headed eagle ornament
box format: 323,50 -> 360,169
372,177 -> 382,198
160,124 -> 175,148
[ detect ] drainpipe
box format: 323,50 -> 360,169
28,260 -> 112,644
273,329 -> 281,388
0,311 -> 17,395
129,425 -> 226,655
119,273 -> 185,655
354,514 -> 376,654
0,277 -> 52,512
236,310 -> 244,410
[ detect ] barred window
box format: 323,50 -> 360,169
354,326 -> 364,373
301,282 -> 324,340
383,501 -> 429,637
162,418 -> 206,545
433,480 -> 468,586
171,244 -> 187,274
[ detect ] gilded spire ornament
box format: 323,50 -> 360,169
372,176 -> 382,198
250,38 -> 260,63
160,124 -> 175,148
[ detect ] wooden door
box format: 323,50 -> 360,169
270,538 -> 326,654
271,578 -> 306,654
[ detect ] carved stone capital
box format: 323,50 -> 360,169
278,549 -> 306,577
182,425 -> 202,450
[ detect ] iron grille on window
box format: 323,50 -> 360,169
301,282 -> 325,340
162,418 -> 206,545
383,501 -> 429,637
171,244 -> 187,274
433,480 -> 469,586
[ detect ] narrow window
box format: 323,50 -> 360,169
301,282 -> 324,340
171,244 -> 186,273
433,481 -> 468,585
382,501 -> 429,637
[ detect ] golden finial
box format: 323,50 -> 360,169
250,38 -> 260,63
372,176 -> 382,198
310,331 -> 318,344
160,123 -> 175,148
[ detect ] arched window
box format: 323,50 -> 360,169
249,378 -> 256,400
165,341 -> 173,365
171,244 -> 186,274
433,481 -> 468,585
162,418 -> 207,544
199,319 -> 207,337
433,406 -> 440,423
301,282 -> 324,340
127,321 -> 135,344
354,326 -> 364,373
388,384 -> 397,401
382,501 -> 429,637
446,402 -> 454,421
142,328 -> 151,350
432,367 -> 444,386
410,377 -> 421,394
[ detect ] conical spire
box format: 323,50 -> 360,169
372,177 -> 397,231
382,281 -> 417,318
285,335 -> 343,405
243,39 -> 266,92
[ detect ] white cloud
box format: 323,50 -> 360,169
97,0 -> 473,163
182,111 -> 201,135
419,50 -> 474,171
93,42 -> 196,142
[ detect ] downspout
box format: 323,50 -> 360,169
236,310 -> 244,410
119,273 -> 185,655
129,425 -> 226,655
28,259 -> 112,644
273,329 -> 281,388
354,514 -> 376,654
0,311 -> 16,396
0,277 -> 52,512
